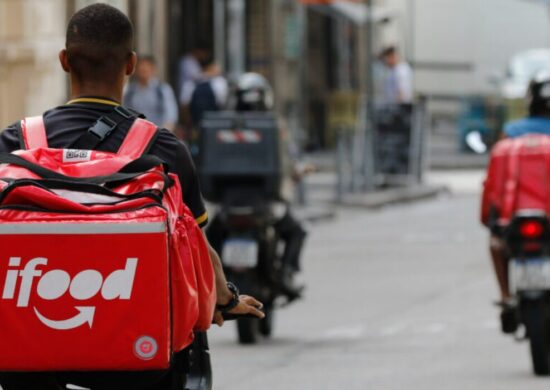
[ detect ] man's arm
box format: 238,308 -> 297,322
396,63 -> 413,103
151,132 -> 265,325
203,233 -> 265,326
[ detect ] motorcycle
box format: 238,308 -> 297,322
198,110 -> 299,344
207,188 -> 287,344
501,210 -> 550,375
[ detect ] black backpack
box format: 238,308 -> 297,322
189,81 -> 219,125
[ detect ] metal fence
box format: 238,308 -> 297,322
336,98 -> 428,200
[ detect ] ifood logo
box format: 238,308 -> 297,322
2,257 -> 138,330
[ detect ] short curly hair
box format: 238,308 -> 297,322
66,3 -> 134,83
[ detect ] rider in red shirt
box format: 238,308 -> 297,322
488,72 -> 550,333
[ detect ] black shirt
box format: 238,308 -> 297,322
0,97 -> 208,227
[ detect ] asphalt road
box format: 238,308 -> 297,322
209,192 -> 550,389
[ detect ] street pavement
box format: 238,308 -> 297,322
209,170 -> 550,390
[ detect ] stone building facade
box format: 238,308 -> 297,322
0,0 -> 67,126
0,0 -> 305,142
0,0 -> 132,127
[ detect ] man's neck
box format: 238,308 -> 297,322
138,78 -> 152,87
70,77 -> 124,103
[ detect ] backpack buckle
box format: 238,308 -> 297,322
114,106 -> 134,119
88,116 -> 117,141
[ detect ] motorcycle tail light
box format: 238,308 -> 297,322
506,213 -> 548,257
520,221 -> 544,239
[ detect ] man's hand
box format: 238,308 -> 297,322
202,231 -> 265,326
213,295 -> 265,327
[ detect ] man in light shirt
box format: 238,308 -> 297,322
380,46 -> 413,105
124,55 -> 179,131
180,56 -> 228,127
177,44 -> 210,102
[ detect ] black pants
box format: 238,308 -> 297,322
273,210 -> 307,272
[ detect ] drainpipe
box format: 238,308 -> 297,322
362,0 -> 376,191
214,0 -> 226,71
226,0 -> 246,81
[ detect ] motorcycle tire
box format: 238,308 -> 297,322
155,369 -> 186,390
523,301 -> 550,376
237,317 -> 258,344
259,305 -> 274,337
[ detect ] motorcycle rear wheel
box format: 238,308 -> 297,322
155,369 -> 186,390
259,305 -> 274,337
523,301 -> 550,376
237,317 -> 259,344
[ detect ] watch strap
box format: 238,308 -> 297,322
216,282 -> 240,313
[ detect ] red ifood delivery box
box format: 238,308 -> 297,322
0,211 -> 172,371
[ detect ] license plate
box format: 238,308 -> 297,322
510,258 -> 550,291
222,239 -> 259,268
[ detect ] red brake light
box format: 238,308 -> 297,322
520,221 -> 544,239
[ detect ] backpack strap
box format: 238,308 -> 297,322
117,118 -> 159,159
70,106 -> 140,150
156,83 -> 164,113
20,116 -> 48,150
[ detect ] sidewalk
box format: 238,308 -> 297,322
425,169 -> 485,196
340,184 -> 444,209
299,134 -> 487,213
298,168 -> 444,215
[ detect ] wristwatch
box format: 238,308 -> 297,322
216,282 -> 240,313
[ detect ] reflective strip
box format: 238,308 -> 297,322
52,189 -> 122,204
216,130 -> 262,144
240,130 -> 262,143
0,222 -> 166,235
217,130 -> 238,143
195,212 -> 208,226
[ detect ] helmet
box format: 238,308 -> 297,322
528,70 -> 550,116
235,73 -> 274,111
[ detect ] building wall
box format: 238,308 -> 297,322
0,0 -> 67,127
0,0 -> 133,128
246,0 -> 270,77
378,0 -> 550,96
131,0 -> 168,80
75,0 -> 127,10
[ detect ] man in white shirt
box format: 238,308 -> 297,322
180,57 -> 228,126
380,46 -> 413,104
177,44 -> 210,100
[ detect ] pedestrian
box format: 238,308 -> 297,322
380,46 -> 413,105
181,56 -> 228,127
123,55 -> 178,131
177,43 -> 210,103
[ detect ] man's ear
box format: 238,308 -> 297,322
59,49 -> 70,73
126,52 -> 138,76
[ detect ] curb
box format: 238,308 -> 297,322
293,205 -> 337,223
339,185 -> 446,209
